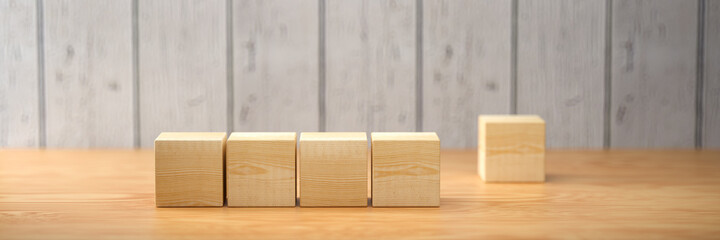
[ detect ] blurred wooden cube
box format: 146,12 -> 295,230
371,132 -> 440,207
478,115 -> 545,182
299,132 -> 368,207
155,132 -> 226,207
226,132 -> 296,207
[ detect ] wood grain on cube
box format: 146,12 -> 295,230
371,132 -> 439,207
226,132 -> 296,207
155,132 -> 226,207
299,132 -> 367,207
478,115 -> 545,182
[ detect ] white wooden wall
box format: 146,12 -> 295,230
423,0 -> 512,148
1,0 -> 718,149
44,0 -> 134,147
233,0 -> 319,133
611,0 -> 698,148
706,0 -> 720,148
326,0 -> 417,133
517,0 -> 605,148
1,0 -> 39,147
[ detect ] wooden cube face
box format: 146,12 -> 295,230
155,132 -> 226,207
371,132 -> 440,207
299,132 -> 368,207
478,115 -> 545,182
226,132 -> 296,207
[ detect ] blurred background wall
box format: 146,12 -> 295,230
1,0 -> 718,149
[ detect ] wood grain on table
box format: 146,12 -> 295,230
0,149 -> 719,239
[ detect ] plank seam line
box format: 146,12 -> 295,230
37,0 -> 46,148
224,0 -> 232,206
696,0 -> 705,149
415,0 -> 423,132
132,0 -> 140,148
226,0 -> 234,135
510,0 -> 518,114
604,0 -> 613,149
318,0 -> 326,132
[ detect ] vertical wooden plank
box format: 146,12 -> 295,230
325,0 -> 416,132
517,0 -> 605,148
139,0 -> 227,147
423,0 -> 512,148
611,0 -> 697,148
0,0 -> 39,147
705,0 -> 720,148
44,0 -> 133,148
233,0 -> 318,132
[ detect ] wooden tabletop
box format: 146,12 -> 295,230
1,149 -> 719,239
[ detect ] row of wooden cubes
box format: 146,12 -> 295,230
155,132 -> 440,207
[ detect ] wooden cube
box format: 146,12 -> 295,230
478,115 -> 545,182
299,132 -> 367,207
371,132 -> 440,207
155,132 -> 226,207
226,132 -> 296,207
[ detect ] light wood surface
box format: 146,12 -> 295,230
0,0 -> 39,147
371,132 -> 439,207
423,0 -> 512,148
154,132 -> 226,207
517,0 -> 605,148
233,0 -> 319,132
611,0 -> 697,148
299,132 -> 368,207
44,0 -> 133,148
478,115 -> 545,182
325,0 -> 417,132
0,149 -> 719,239
226,132 -> 296,207
139,0 -> 228,148
706,1 -> 720,148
